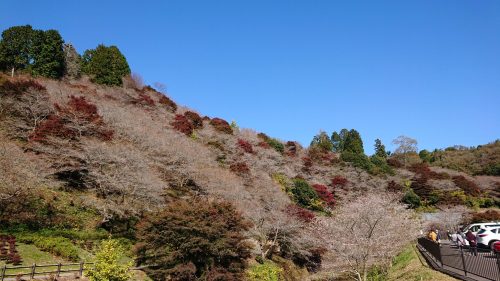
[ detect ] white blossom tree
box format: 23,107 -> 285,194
315,192 -> 420,281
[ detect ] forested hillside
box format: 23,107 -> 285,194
0,25 -> 499,281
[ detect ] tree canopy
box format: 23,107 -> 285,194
81,44 -> 130,86
0,25 -> 64,78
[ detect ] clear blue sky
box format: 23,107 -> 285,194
2,0 -> 499,154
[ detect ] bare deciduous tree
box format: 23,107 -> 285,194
392,135 -> 418,167
315,192 -> 420,281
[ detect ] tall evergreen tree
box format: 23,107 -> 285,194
343,129 -> 364,155
331,128 -> 349,152
81,44 -> 130,86
0,25 -> 35,76
374,138 -> 387,158
31,29 -> 65,78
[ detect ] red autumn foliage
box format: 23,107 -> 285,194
135,93 -> 155,106
171,114 -> 194,136
387,157 -> 403,168
410,175 -> 434,199
65,96 -> 101,122
387,180 -> 403,193
258,141 -> 270,149
209,118 -> 233,134
452,175 -> 481,196
158,95 -> 177,112
331,176 -> 348,188
30,115 -> 76,142
286,141 -> 298,157
286,204 -> 315,223
312,184 -> 335,207
0,78 -> 46,95
468,210 -> 500,224
237,139 -> 254,154
230,162 -> 250,175
302,157 -> 313,172
409,163 -> 450,180
184,111 -> 204,129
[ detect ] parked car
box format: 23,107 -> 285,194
493,241 -> 500,253
461,222 -> 500,235
477,227 -> 500,250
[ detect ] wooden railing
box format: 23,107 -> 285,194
0,262 -> 91,280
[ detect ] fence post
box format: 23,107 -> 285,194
459,246 -> 467,276
57,262 -> 62,277
79,261 -> 84,276
1,265 -> 6,281
30,263 -> 36,279
496,252 -> 500,280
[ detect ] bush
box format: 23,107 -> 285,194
402,189 -> 421,209
230,162 -> 250,175
171,114 -> 194,136
285,141 -> 298,157
291,178 -> 321,211
209,118 -> 233,134
341,151 -> 374,172
29,115 -> 76,142
302,157 -> 313,172
285,204 -> 315,223
331,176 -> 348,189
134,93 -> 155,106
184,111 -> 203,129
18,235 -> 80,261
0,78 -> 46,95
387,157 -> 403,168
452,175 -> 481,196
312,184 -> 335,207
247,261 -> 283,281
158,95 -> 177,112
469,210 -> 500,223
266,138 -> 284,154
387,180 -> 403,192
410,176 -> 434,200
85,239 -> 132,281
135,198 -> 252,280
237,139 -> 254,154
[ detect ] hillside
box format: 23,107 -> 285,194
1,73 -> 499,279
425,141 -> 500,176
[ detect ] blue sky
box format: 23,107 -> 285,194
1,0 -> 499,154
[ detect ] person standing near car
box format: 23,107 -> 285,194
428,229 -> 437,242
436,229 -> 442,244
466,230 -> 478,256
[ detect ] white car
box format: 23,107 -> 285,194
462,222 -> 500,235
477,227 -> 500,250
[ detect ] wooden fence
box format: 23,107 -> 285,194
0,262 -> 92,280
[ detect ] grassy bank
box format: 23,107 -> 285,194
387,245 -> 457,281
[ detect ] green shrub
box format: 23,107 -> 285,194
291,178 -> 322,211
18,234 -> 80,261
341,151 -> 374,172
266,138 -> 285,154
85,239 -> 132,281
402,189 -> 421,209
370,155 -> 394,175
247,261 -> 283,281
